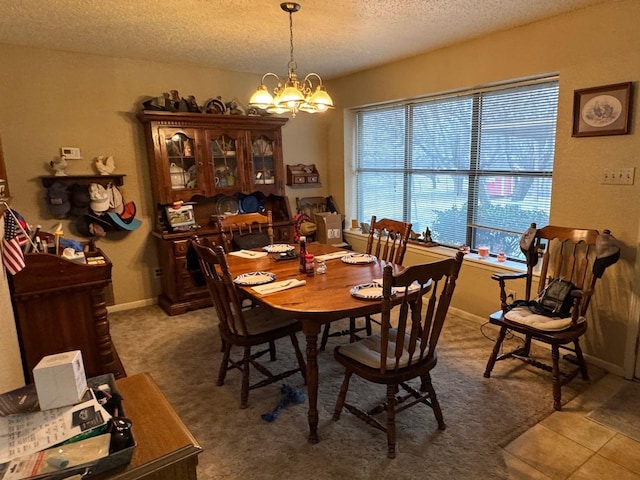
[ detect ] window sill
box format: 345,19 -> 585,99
343,228 -> 528,274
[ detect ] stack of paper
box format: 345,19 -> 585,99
0,393 -> 111,465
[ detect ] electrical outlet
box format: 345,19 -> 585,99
154,268 -> 163,277
601,168 -> 615,184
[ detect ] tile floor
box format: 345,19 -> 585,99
503,373 -> 640,479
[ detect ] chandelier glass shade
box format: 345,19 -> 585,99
249,2 -> 334,117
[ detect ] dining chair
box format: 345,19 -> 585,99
320,215 -> 412,350
215,210 -> 274,252
333,251 -> 464,458
484,224 -> 620,410
190,238 -> 306,408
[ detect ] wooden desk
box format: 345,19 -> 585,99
226,243 -> 404,443
9,250 -> 126,383
93,373 -> 202,480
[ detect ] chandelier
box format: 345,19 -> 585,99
249,2 -> 334,117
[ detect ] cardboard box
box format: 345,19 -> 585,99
33,350 -> 87,410
314,212 -> 343,244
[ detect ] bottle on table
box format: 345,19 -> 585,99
299,235 -> 307,273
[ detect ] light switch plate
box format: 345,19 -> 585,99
60,147 -> 82,159
601,167 -> 635,185
620,167 -> 635,185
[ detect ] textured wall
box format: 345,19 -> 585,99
0,221 -> 24,390
331,0 -> 640,373
0,46 -> 329,307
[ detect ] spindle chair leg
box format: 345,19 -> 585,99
240,347 -> 251,408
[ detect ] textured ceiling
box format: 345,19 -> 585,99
0,0 -> 608,79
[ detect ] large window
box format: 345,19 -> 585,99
354,76 -> 559,261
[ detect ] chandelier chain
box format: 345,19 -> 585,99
288,10 -> 296,73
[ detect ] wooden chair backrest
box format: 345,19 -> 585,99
379,251 -> 464,374
366,216 -> 412,265
215,211 -> 273,252
524,224 -> 600,315
190,239 -> 250,337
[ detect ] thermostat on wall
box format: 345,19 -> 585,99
60,147 -> 82,159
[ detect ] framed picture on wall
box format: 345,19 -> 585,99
572,82 -> 633,137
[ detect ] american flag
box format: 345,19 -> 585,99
2,209 -> 29,275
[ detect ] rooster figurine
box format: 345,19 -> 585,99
95,155 -> 116,175
50,155 -> 68,176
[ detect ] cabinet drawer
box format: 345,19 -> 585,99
175,259 -> 205,297
291,175 -> 306,184
274,226 -> 292,243
173,240 -> 189,256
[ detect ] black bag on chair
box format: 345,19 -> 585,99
534,278 -> 577,317
507,278 -> 577,318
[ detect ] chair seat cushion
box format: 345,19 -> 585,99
242,307 -> 298,335
504,306 -> 585,332
337,329 -> 419,368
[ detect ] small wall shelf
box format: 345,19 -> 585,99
286,164 -> 319,186
40,174 -> 126,188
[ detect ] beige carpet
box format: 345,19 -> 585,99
108,305 -> 604,479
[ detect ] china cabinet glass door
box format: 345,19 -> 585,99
208,131 -> 243,191
249,133 -> 281,195
162,129 -> 202,200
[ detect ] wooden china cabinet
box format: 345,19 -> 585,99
138,111 -> 294,315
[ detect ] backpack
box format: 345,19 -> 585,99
534,278 -> 577,317
507,278 -> 577,318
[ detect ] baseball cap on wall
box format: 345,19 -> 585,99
46,182 -> 71,218
69,183 -> 91,216
106,183 -> 124,215
105,201 -> 142,231
89,183 -> 110,213
76,212 -> 113,238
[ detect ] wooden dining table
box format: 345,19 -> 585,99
225,243 -> 405,444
